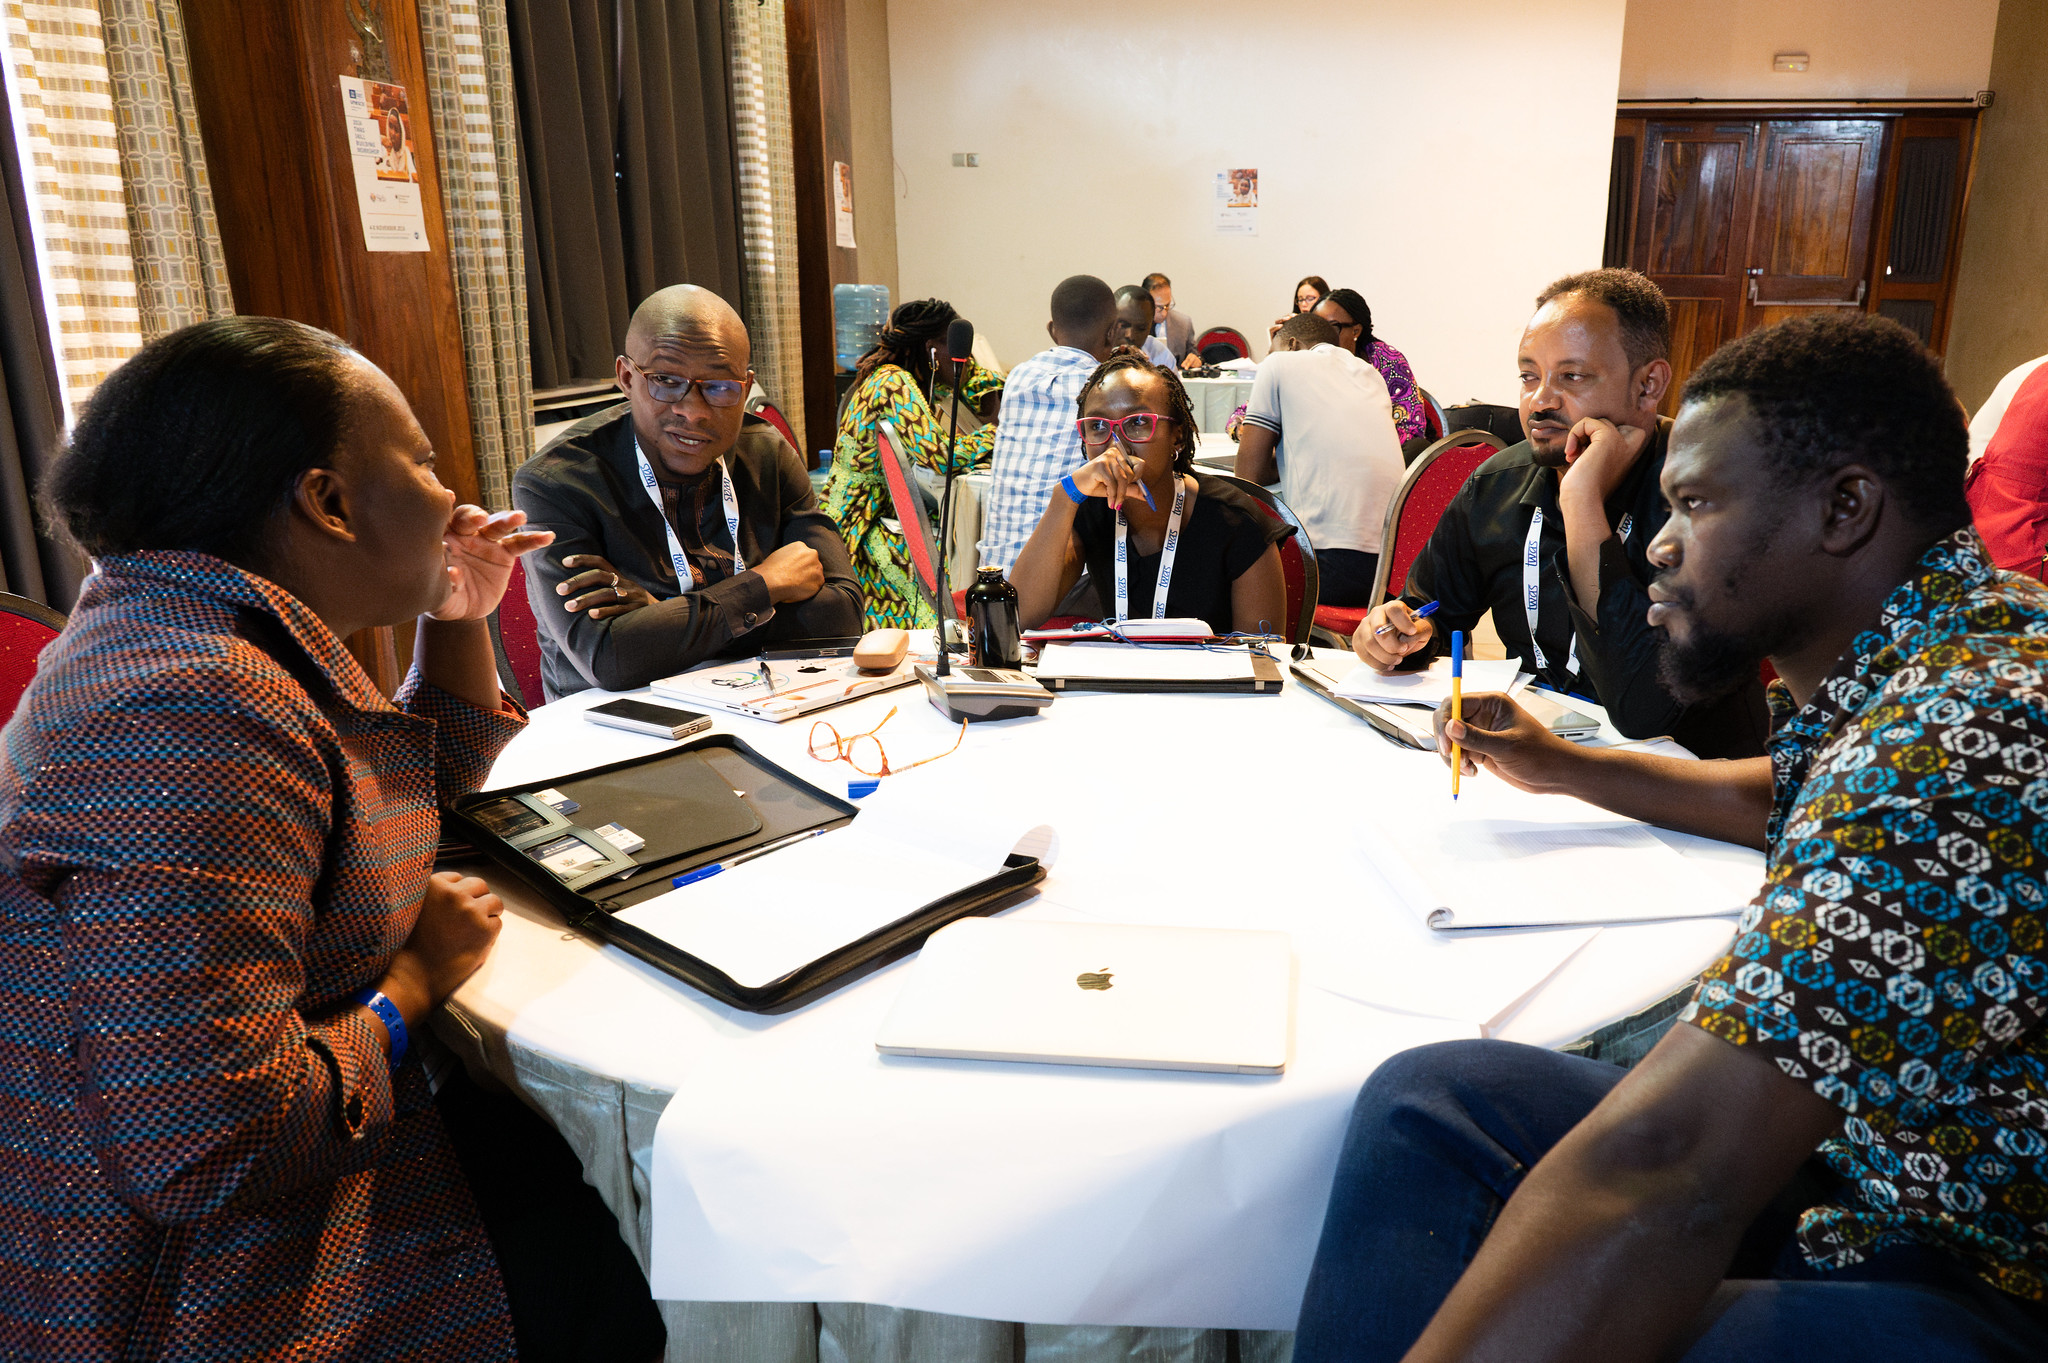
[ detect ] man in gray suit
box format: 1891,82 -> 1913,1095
513,285 -> 863,698
1142,272 -> 1199,369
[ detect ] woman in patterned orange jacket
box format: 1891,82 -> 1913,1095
0,319 -> 654,1360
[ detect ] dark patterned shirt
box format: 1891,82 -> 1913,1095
1683,528 -> 2048,1300
0,553 -> 525,1359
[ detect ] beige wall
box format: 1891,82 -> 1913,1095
1948,0 -> 2048,411
1620,0 -> 1999,100
845,0 -> 900,303
887,0 -> 1627,404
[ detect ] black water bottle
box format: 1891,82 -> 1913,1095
965,566 -> 1022,670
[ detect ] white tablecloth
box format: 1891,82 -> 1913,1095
1181,376 -> 1256,433
442,653 -> 1748,1350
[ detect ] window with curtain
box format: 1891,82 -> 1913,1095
3,2 -> 142,420
507,0 -> 744,391
419,0 -> 529,509
726,0 -> 807,453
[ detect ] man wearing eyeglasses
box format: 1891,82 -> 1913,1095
513,285 -> 863,699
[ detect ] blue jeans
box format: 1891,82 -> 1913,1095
1293,1040 -> 2048,1362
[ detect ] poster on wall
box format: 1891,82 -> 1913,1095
340,76 -> 430,252
833,161 -> 857,249
1214,168 -> 1258,236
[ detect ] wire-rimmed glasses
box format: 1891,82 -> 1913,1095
807,705 -> 966,778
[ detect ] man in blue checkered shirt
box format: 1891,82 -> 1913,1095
978,276 -> 1119,573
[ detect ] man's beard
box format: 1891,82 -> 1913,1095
1654,588 -> 1803,704
1526,407 -> 1568,467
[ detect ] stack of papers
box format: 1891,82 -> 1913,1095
1023,618 -> 1213,642
1331,656 -> 1527,707
1033,642 -> 1256,682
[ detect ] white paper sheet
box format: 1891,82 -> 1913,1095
1034,642 -> 1256,681
1332,655 -> 1525,707
1361,786 -> 1765,929
616,788 -> 1056,988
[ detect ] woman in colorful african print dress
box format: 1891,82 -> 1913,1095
1320,287 -> 1426,445
822,298 -> 1003,629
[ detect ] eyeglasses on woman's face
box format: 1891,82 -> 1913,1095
620,355 -> 747,408
1075,412 -> 1177,447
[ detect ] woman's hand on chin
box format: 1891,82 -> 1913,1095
1071,450 -> 1153,512
430,505 -> 555,621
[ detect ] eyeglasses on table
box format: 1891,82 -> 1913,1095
808,705 -> 966,778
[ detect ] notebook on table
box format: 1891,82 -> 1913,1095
876,918 -> 1294,1074
1030,641 -> 1284,694
650,654 -> 918,722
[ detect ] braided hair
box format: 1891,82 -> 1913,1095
854,297 -> 958,394
1322,287 -> 1377,360
1075,346 -> 1199,474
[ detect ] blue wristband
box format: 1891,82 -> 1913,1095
352,986 -> 408,1072
1059,472 -> 1085,504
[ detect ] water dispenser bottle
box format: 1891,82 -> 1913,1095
833,283 -> 890,372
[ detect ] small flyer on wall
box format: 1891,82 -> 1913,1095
339,75 -> 429,252
833,161 -> 857,249
1214,168 -> 1258,236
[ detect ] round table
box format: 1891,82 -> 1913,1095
438,652 -> 1747,1363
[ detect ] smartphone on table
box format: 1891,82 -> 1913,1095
582,698 -> 714,740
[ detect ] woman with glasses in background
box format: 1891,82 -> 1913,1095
1008,350 -> 1290,636
823,297 -> 1004,629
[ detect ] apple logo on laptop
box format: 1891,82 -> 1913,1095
1076,969 -> 1113,991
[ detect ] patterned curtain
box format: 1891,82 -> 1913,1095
419,0 -> 529,509
725,0 -> 807,453
97,0 -> 232,338
2,2 -> 141,418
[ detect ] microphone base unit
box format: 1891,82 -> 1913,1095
915,662 -> 1054,723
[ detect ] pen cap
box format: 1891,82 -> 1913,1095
1450,631 -> 1464,676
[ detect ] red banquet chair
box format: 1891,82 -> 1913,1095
0,592 -> 67,726
488,556 -> 548,709
752,400 -> 801,460
1309,431 -> 1505,648
1210,474 -> 1316,644
876,419 -> 957,630
1194,327 -> 1251,366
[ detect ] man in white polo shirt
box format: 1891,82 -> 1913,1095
1235,312 -> 1405,604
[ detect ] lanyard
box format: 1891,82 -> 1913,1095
634,438 -> 743,589
1113,476 -> 1188,621
1522,506 -> 1631,681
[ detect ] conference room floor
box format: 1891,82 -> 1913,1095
435,644 -> 1742,1363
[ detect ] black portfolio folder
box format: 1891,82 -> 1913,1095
444,733 -> 1045,1012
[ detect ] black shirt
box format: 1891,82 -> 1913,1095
1071,473 -> 1293,635
1402,420 -> 1768,758
513,405 -> 865,699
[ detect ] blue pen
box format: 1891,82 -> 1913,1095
1373,599 -> 1440,637
672,828 -> 827,887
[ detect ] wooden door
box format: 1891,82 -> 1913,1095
1632,121 -> 1758,415
1744,120 -> 1886,327
1867,116 -> 1976,352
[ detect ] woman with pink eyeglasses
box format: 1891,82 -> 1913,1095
1008,349 -> 1290,637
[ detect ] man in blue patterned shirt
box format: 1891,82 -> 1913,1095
1294,315 -> 2048,1362
979,275 -> 1118,573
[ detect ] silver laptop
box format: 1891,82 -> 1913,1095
876,919 -> 1294,1074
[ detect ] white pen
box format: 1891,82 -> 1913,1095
671,827 -> 825,887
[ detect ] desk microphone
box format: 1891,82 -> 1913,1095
916,317 -> 1055,722
934,318 -> 974,679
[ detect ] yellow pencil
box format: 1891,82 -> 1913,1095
1450,631 -> 1463,800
